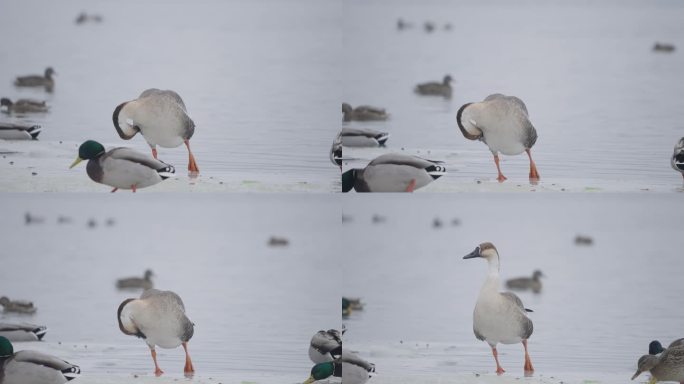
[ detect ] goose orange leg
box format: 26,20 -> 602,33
185,139 -> 200,175
151,147 -> 158,159
406,179 -> 417,192
150,348 -> 163,376
526,149 -> 540,183
493,154 -> 507,182
491,346 -> 505,375
522,339 -> 534,374
110,188 -> 118,193
182,342 -> 195,376
131,185 -> 137,193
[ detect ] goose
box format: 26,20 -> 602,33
304,350 -> 374,384
414,75 -> 452,98
632,344 -> 684,383
505,270 -> 544,294
14,67 -> 55,92
342,153 -> 446,192
113,89 -> 199,175
340,127 -> 389,147
117,289 -> 195,376
463,242 -> 535,375
672,137 -> 684,181
309,329 -> 342,364
0,297 -> 37,314
0,336 -> 80,383
342,103 -> 389,122
1,98 -> 49,113
116,269 -> 154,290
457,93 -> 540,183
0,122 -> 41,140
69,140 -> 175,193
649,339 -> 684,355
0,323 -> 47,342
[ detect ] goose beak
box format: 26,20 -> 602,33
631,370 -> 642,380
69,157 -> 83,169
303,375 -> 315,384
463,247 -> 481,259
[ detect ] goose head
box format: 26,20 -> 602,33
70,140 -> 105,168
0,336 -> 13,357
304,362 -> 335,384
632,354 -> 659,380
456,103 -> 483,141
463,242 -> 499,261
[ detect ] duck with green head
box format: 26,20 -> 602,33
0,336 -> 81,383
70,140 -> 175,192
303,361 -> 339,383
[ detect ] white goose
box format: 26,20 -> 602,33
457,94 -> 540,183
117,289 -> 195,376
113,89 -> 199,175
463,242 -> 534,375
309,329 -> 343,364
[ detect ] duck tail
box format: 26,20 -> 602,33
425,164 -> 447,180
62,365 -> 81,380
157,164 -> 176,179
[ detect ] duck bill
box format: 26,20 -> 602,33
631,370 -> 642,380
463,247 -> 481,259
303,375 -> 315,384
69,157 -> 83,169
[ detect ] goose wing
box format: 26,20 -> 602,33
139,88 -> 187,111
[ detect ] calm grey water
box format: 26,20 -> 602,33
341,0 -> 684,191
341,193 -> 684,383
0,0 -> 340,191
0,194 -> 339,383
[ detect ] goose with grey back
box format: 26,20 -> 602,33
342,153 -> 446,192
414,75 -> 453,98
116,269 -> 154,290
69,140 -> 174,193
117,289 -> 195,376
309,329 -> 343,364
113,89 -> 199,175
1,98 -> 49,114
505,270 -> 544,294
632,344 -> 684,383
0,336 -> 80,383
671,138 -> 684,181
649,339 -> 684,355
340,127 -> 389,148
0,323 -> 47,342
457,93 -> 540,183
463,243 -> 535,375
342,103 -> 389,122
14,67 -> 55,92
0,123 -> 41,140
0,297 -> 37,314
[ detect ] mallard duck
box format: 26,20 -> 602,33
649,339 -> 684,355
118,289 -> 195,376
1,98 -> 49,113
0,323 -> 47,342
116,269 -> 154,290
342,103 -> 389,122
309,329 -> 342,364
75,12 -> 103,24
505,270 -> 544,294
0,296 -> 37,314
414,75 -> 453,98
339,128 -> 389,147
304,350 -> 374,384
342,153 -> 446,192
69,140 -> 175,193
464,243 -> 535,375
113,89 -> 199,175
633,345 -> 684,383
0,122 -> 41,140
14,67 -> 55,92
672,138 -> 684,181
0,336 -> 80,382
457,93 -> 540,183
